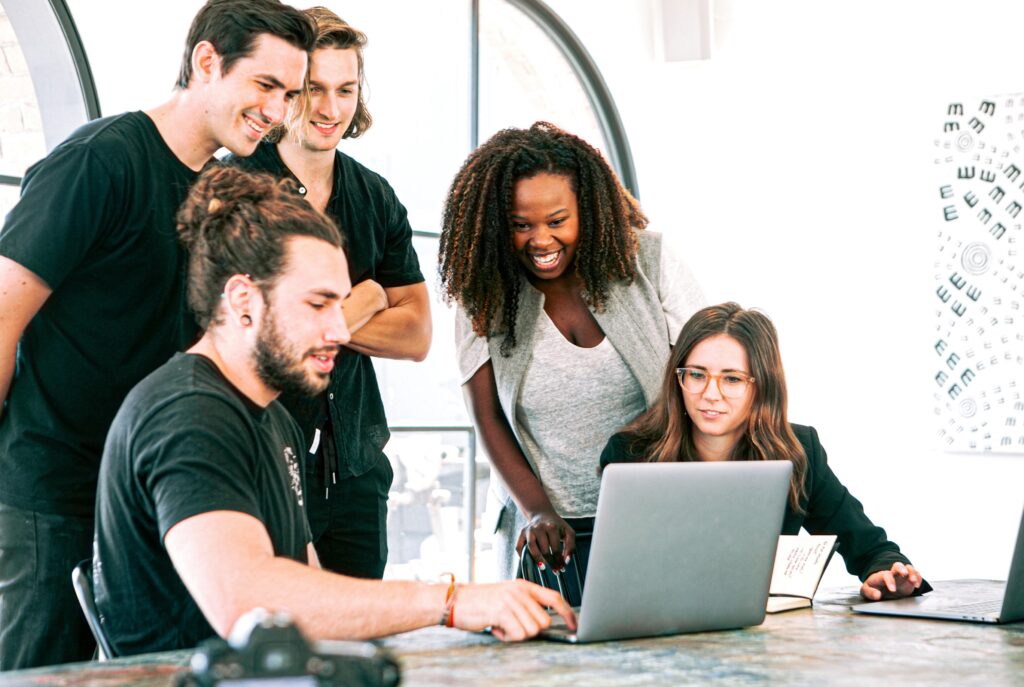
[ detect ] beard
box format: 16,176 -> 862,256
254,306 -> 333,398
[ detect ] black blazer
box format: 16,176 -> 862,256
600,423 -> 930,585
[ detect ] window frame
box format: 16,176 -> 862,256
0,0 -> 99,192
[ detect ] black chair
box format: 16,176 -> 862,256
71,559 -> 115,660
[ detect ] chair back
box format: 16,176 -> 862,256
71,559 -> 115,660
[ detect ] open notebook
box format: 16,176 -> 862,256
766,534 -> 838,613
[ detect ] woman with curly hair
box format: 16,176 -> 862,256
600,303 -> 930,600
439,122 -> 703,585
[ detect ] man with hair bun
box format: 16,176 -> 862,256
229,6 -> 431,581
93,166 -> 574,656
0,0 -> 314,669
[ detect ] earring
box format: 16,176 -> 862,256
240,314 -> 252,327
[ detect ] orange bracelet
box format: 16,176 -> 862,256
439,572 -> 457,628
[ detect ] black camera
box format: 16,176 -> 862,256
177,609 -> 400,687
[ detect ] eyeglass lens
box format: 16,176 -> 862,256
677,368 -> 750,398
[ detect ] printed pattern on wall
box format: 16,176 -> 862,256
934,97 -> 1024,453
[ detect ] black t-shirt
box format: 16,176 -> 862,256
94,353 -> 311,656
0,111 -> 200,517
227,143 -> 424,478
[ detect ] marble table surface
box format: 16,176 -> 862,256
2,581 -> 1021,686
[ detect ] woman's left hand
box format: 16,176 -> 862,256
860,562 -> 923,600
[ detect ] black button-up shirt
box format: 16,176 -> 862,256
227,143 -> 424,479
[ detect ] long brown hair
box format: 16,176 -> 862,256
270,6 -> 373,143
438,121 -> 647,355
621,302 -> 808,511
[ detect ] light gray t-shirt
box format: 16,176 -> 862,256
515,311 -> 646,518
455,233 -> 705,566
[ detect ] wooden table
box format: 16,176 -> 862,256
3,583 -> 1021,686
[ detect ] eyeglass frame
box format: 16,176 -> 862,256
675,367 -> 756,398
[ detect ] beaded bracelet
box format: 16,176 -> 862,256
439,572 -> 457,628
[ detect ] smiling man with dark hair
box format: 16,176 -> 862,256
0,0 -> 314,669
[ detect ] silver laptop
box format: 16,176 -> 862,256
852,507 -> 1024,624
541,460 -> 793,643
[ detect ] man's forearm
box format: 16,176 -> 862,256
341,280 -> 389,334
209,556 -> 447,640
345,305 -> 431,360
344,282 -> 431,361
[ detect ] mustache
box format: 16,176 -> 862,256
305,346 -> 340,358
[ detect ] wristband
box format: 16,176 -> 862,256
439,572 -> 457,628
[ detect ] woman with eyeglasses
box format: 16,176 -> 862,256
600,302 -> 930,600
439,122 -> 703,584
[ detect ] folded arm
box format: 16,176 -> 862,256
342,281 -> 431,361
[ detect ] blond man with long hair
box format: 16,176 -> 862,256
228,7 -> 430,579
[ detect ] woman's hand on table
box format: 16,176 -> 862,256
860,562 -> 923,600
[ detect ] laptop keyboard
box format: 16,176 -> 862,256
947,599 -> 1001,615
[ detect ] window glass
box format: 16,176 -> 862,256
325,1 -> 472,234
0,5 -> 46,180
373,235 -> 468,426
478,0 -> 605,151
384,428 -> 491,581
0,181 -> 18,219
372,238 -> 485,581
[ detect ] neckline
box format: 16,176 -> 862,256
539,308 -> 607,350
185,352 -> 268,418
136,111 -> 206,176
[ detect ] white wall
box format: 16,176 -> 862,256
546,0 -> 1024,587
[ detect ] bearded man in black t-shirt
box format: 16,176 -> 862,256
0,1 -> 315,670
228,7 -> 431,581
95,166 -> 573,656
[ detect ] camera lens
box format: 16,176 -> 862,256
259,644 -> 296,672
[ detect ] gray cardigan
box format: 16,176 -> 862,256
455,231 -> 703,577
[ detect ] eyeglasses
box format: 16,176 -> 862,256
676,367 -> 755,398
